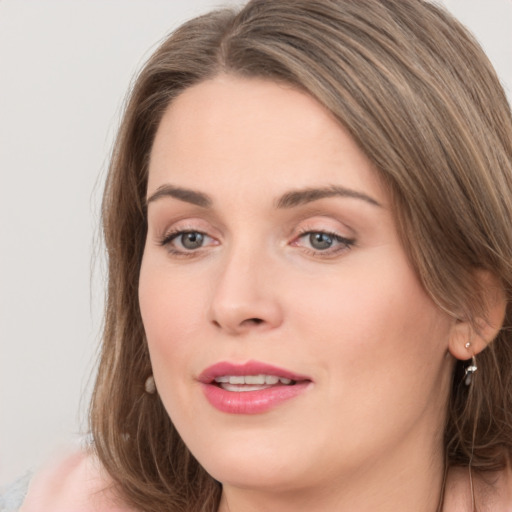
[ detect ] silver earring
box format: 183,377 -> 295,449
464,357 -> 477,386
145,375 -> 156,394
465,341 -> 472,349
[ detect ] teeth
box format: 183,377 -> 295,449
266,376 -> 280,385
245,375 -> 265,384
213,374 -> 294,386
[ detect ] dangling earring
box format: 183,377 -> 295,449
464,357 -> 477,386
145,375 -> 156,394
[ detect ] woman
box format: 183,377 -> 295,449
19,0 -> 512,510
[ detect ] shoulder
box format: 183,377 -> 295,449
444,464 -> 512,512
20,449 -> 137,512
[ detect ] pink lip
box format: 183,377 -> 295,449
198,360 -> 312,415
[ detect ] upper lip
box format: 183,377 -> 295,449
198,360 -> 312,384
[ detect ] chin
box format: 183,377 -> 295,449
181,424 -> 312,490
202,450 -> 307,491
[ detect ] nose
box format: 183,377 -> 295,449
209,245 -> 283,335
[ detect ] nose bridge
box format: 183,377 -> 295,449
210,236 -> 282,334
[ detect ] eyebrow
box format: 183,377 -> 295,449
146,183 -> 381,209
276,185 -> 381,208
146,184 -> 212,208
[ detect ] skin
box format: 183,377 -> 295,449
139,75 -> 461,512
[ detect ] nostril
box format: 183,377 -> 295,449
211,318 -> 263,329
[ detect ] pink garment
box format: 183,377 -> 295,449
20,450 -> 136,512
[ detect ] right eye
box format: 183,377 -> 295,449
174,231 -> 206,250
160,230 -> 217,255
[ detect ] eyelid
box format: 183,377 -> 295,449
154,216 -> 221,257
292,231 -> 355,258
154,216 -> 219,241
157,229 -> 220,259
291,215 -> 355,238
158,229 -> 210,246
289,217 -> 356,257
294,228 -> 355,246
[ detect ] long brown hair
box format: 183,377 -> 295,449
90,1 -> 512,510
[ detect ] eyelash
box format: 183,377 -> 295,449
293,229 -> 355,257
157,228 -> 355,258
158,229 -> 216,257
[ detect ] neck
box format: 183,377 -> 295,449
442,463 -> 512,512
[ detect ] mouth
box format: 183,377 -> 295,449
198,361 -> 312,414
212,374 -> 296,392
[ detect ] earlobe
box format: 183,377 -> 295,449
448,322 -> 484,361
448,270 -> 507,360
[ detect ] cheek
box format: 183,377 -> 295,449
139,243 -> 211,326
138,255 -> 206,373
289,252 -> 452,390
281,257 -> 453,464
138,256 -> 210,431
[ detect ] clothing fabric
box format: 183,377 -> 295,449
2,450 -> 135,512
0,473 -> 32,512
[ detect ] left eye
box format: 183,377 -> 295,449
307,232 -> 336,250
296,231 -> 354,253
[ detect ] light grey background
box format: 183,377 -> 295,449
1,0 -> 511,487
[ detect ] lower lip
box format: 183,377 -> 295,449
201,382 -> 311,414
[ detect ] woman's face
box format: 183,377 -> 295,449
139,75 -> 455,493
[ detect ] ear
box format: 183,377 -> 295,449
448,270 -> 507,360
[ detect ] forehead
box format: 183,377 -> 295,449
147,74 -> 385,205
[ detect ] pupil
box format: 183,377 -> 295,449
310,232 -> 333,250
182,232 -> 203,249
